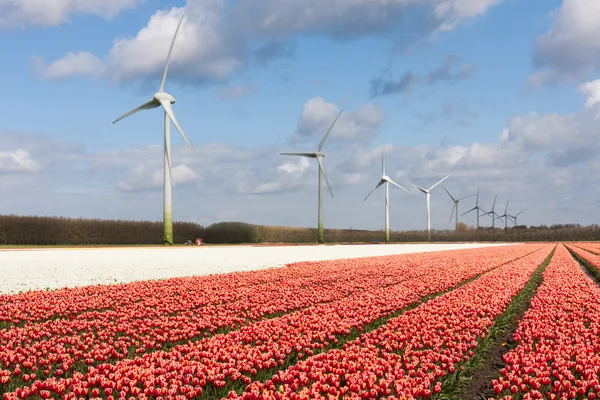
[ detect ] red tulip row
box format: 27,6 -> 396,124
2,246 -> 523,327
489,244 -> 600,399
236,244 -> 554,400
1,245 -> 545,399
569,243 -> 600,255
0,245 -> 539,391
0,246 -> 537,392
568,244 -> 600,273
1,253 -> 424,326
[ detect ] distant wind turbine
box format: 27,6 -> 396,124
496,200 -> 512,229
409,175 -> 450,242
461,188 -> 488,229
485,195 -> 501,228
442,185 -> 475,231
364,145 -> 408,243
507,209 -> 525,227
281,110 -> 343,244
111,14 -> 196,246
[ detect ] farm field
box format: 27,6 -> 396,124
0,243 -> 510,294
1,243 -> 599,399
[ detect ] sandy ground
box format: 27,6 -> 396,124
1,243 -> 513,294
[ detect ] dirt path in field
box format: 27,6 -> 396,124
457,248 -> 552,400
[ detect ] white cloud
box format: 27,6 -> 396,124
37,0 -> 506,84
433,0 -> 505,31
0,0 -> 142,28
277,157 -> 310,174
579,79 -> 600,107
532,0 -> 600,84
35,52 -> 105,80
294,97 -> 384,144
118,163 -> 199,192
0,150 -> 39,173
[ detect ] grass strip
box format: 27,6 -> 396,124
432,244 -> 556,400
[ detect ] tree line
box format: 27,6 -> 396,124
0,214 -> 598,246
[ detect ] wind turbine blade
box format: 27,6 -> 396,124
387,178 -> 409,192
449,204 -> 455,223
458,194 -> 476,201
408,182 -> 428,194
505,200 -> 509,214
516,209 -> 525,217
317,110 -> 343,151
364,179 -> 385,201
476,187 -> 480,206
112,99 -> 159,124
317,157 -> 334,198
441,184 -> 456,202
280,152 -> 315,157
461,207 -> 477,216
381,145 -> 385,176
159,14 -> 185,92
492,195 -> 497,210
159,99 -> 197,155
428,175 -> 450,191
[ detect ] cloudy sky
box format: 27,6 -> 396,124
0,0 -> 598,231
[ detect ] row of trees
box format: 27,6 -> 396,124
0,214 -> 598,246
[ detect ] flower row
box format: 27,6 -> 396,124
2,245 -> 545,399
1,253 -> 423,326
237,245 -> 553,399
490,244 -> 600,399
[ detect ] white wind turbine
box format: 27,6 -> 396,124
507,209 -> 525,227
485,195 -> 501,228
496,200 -> 512,229
441,185 -> 475,231
112,14 -> 196,246
462,188 -> 488,229
281,110 -> 343,244
409,175 -> 450,242
364,145 -> 408,243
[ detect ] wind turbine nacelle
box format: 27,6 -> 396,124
382,175 -> 391,182
154,92 -> 176,104
314,151 -> 325,158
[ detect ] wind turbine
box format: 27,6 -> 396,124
364,145 -> 409,243
485,195 -> 501,228
111,14 -> 196,246
496,200 -> 512,229
409,175 -> 450,242
507,209 -> 525,227
281,110 -> 343,244
461,188 -> 488,229
442,185 -> 475,231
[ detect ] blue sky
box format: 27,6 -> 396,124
0,0 -> 599,232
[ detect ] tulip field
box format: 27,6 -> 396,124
1,243 -> 600,399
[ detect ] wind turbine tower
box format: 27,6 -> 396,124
409,175 -> 450,242
281,110 -> 343,243
364,145 -> 409,243
442,185 -> 475,231
112,15 -> 196,246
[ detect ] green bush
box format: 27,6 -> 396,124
203,222 -> 261,244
